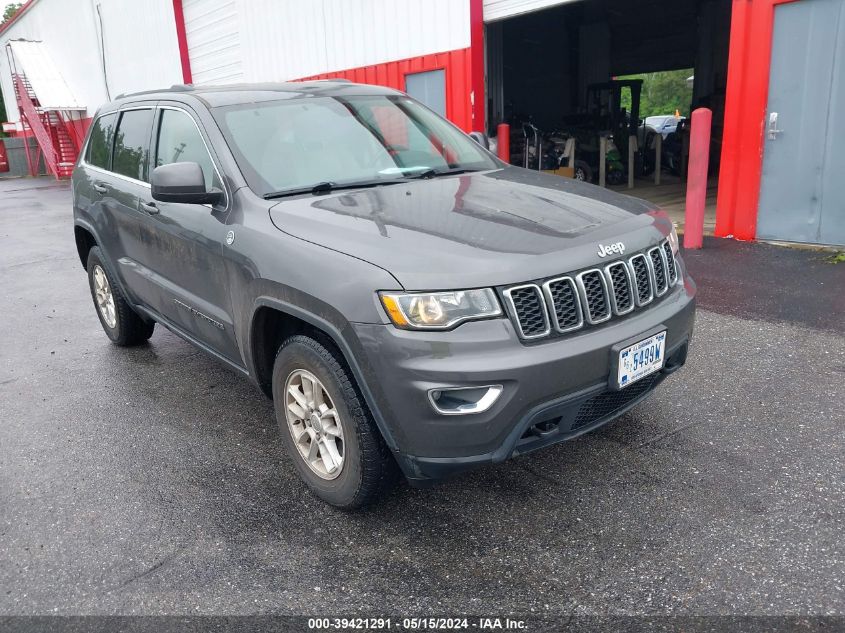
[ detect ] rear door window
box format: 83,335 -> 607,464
154,108 -> 220,190
112,109 -> 154,182
85,113 -> 117,169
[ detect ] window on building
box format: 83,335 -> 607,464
112,109 -> 153,182
405,69 -> 447,118
154,109 -> 220,190
85,113 -> 117,170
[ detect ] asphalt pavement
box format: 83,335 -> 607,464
1,178 -> 844,617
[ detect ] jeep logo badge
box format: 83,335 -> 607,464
597,242 -> 625,258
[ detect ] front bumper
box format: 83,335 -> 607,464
352,274 -> 696,482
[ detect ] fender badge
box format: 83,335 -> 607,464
225,230 -> 235,245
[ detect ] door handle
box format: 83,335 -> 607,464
93,183 -> 107,194
140,201 -> 160,215
768,112 -> 783,140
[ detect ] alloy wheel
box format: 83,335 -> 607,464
92,265 -> 117,328
284,369 -> 345,480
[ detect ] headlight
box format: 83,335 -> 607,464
668,224 -> 680,254
379,289 -> 502,330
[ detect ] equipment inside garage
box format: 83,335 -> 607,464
485,0 -> 730,215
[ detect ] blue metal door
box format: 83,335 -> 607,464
757,0 -> 845,246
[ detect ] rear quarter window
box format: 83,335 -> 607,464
84,113 -> 117,169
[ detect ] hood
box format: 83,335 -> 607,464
268,167 -> 673,289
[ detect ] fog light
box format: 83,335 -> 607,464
427,385 -> 503,415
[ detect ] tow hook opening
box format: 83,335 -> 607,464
428,385 -> 503,415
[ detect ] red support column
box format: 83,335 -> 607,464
172,0 -> 193,84
715,0 -> 799,241
496,123 -> 510,163
469,0 -> 486,132
684,108 -> 713,249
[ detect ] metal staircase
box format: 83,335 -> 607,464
6,41 -> 85,180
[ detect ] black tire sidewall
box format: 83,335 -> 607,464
87,247 -> 124,343
272,339 -> 366,507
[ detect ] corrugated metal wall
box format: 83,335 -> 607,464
182,0 -> 242,84
180,0 -> 471,85
0,0 -> 182,125
301,48 -> 474,132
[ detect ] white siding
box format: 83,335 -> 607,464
184,0 -> 471,85
182,0 -> 243,84
96,0 -> 183,98
0,0 -> 182,123
483,0 -> 582,23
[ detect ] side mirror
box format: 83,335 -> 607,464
468,131 -> 490,150
151,162 -> 223,205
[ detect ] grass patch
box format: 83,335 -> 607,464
825,251 -> 845,264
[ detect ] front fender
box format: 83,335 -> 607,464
245,293 -> 404,453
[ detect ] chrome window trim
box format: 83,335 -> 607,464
541,276 -> 584,333
84,163 -> 150,189
503,284 -> 551,340
628,253 -> 655,307
575,269 -> 612,325
79,103 -> 230,210
80,106 -> 155,185
603,261 -> 635,316
647,245 -> 669,297
543,275 -> 584,334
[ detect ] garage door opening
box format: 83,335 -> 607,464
485,0 -> 731,233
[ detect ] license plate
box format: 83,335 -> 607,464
617,331 -> 666,389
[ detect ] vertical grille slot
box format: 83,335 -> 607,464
543,277 -> 583,333
629,254 -> 653,306
576,269 -> 611,324
662,241 -> 678,285
648,247 -> 669,296
605,262 -> 634,315
504,284 -> 550,339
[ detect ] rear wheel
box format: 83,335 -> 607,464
86,247 -> 154,346
272,335 -> 397,509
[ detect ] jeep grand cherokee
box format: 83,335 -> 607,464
72,81 -> 696,508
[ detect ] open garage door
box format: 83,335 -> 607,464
485,0 -> 730,230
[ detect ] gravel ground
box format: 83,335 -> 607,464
1,178 -> 843,617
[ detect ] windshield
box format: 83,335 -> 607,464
213,94 -> 500,196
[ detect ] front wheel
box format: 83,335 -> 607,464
272,335 -> 398,509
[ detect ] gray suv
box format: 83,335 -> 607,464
72,82 -> 696,508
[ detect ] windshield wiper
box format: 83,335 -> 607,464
263,179 -> 403,200
407,168 -> 483,179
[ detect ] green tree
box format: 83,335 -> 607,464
2,3 -> 23,23
1,4 -> 24,134
618,69 -> 693,119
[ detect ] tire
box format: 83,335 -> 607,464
86,246 -> 155,346
607,169 -> 625,186
573,160 -> 592,183
272,334 -> 397,509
